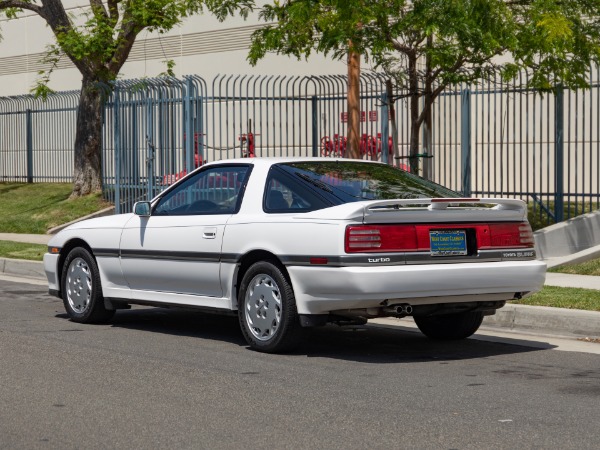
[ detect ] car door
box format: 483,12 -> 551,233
120,164 -> 251,297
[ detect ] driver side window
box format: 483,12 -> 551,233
154,165 -> 250,216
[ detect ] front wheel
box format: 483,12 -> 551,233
61,247 -> 114,323
238,261 -> 303,353
414,311 -> 484,340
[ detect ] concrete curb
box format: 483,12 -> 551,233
0,257 -> 46,280
483,304 -> 600,338
544,245 -> 600,268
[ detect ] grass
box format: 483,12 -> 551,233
0,183 -> 111,234
527,201 -> 599,231
515,286 -> 600,312
549,258 -> 600,276
0,240 -> 47,261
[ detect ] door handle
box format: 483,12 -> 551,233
203,227 -> 217,239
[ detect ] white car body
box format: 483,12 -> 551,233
44,158 -> 546,351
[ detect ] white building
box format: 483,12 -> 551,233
0,0 -> 346,97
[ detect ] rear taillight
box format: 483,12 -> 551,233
486,222 -> 534,249
345,225 -> 419,253
345,222 -> 534,253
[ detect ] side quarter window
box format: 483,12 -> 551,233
263,168 -> 330,213
154,165 -> 250,216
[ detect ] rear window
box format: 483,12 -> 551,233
277,161 -> 460,204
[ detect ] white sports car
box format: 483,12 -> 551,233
44,158 -> 546,352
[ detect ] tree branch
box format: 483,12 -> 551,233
107,9 -> 140,74
0,1 -> 45,18
107,0 -> 120,23
89,0 -> 108,20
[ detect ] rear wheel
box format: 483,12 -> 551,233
238,261 -> 303,353
61,247 -> 114,323
414,311 -> 484,340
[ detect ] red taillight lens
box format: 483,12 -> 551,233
487,222 -> 534,248
345,222 -> 534,253
345,225 -> 418,253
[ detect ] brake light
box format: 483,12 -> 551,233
345,225 -> 418,253
345,222 -> 534,253
487,222 -> 534,248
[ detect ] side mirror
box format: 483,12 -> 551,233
133,201 -> 151,217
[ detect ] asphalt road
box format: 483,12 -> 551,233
1,277 -> 599,450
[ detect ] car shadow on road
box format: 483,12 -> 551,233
104,306 -> 246,347
81,306 -> 557,364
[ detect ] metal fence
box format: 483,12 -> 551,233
0,92 -> 78,182
1,71 -> 599,223
426,69 -> 600,224
102,74 -> 395,212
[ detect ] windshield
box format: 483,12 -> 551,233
277,161 -> 459,204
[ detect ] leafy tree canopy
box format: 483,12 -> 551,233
248,0 -> 600,171
0,0 -> 253,196
249,0 -> 600,90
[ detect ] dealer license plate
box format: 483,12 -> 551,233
430,230 -> 467,256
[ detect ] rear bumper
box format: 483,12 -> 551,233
287,260 -> 546,315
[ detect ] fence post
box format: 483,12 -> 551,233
185,78 -> 194,171
460,89 -> 471,197
311,96 -> 318,157
26,109 -> 33,183
113,87 -> 121,214
146,94 -> 155,201
380,92 -> 389,165
198,95 -> 205,163
554,85 -> 564,223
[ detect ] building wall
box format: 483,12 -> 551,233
0,1 -> 346,97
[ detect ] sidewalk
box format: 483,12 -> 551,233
0,233 -> 51,245
544,272 -> 600,290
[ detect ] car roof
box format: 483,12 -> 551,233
202,157 -> 385,169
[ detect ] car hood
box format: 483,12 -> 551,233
61,213 -> 135,231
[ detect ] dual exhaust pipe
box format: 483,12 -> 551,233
383,303 -> 413,317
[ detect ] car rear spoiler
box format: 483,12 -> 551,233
297,198 -> 527,222
364,198 -> 526,212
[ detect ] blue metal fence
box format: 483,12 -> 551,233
101,74 -> 395,212
1,71 -> 599,223
0,92 -> 78,182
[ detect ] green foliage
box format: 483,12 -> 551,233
249,0 -> 600,167
249,0 -> 600,91
159,59 -> 177,78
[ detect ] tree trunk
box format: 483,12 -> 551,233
408,54 -> 420,174
71,78 -> 104,198
422,39 -> 433,180
347,49 -> 361,159
386,79 -> 399,166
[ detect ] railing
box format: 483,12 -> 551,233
1,70 -> 599,224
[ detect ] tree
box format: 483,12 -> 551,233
0,0 -> 252,197
247,0 -> 371,158
248,0 -> 600,174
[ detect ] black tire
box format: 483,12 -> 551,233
61,247 -> 115,323
238,260 -> 303,353
414,311 -> 484,340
